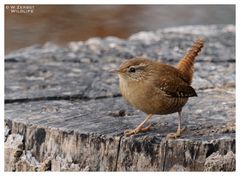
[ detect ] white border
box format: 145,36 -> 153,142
1,1 -> 238,176
0,0 -> 239,4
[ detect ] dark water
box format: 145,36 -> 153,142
5,5 -> 235,54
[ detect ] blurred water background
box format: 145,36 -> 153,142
5,5 -> 235,54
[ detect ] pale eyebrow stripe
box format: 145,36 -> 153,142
133,63 -> 147,69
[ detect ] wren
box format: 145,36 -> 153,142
115,38 -> 204,138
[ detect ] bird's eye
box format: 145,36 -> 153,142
128,67 -> 136,73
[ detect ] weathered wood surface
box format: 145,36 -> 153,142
5,25 -> 235,171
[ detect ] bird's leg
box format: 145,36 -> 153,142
166,111 -> 186,139
124,114 -> 153,137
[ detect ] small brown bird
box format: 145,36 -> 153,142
115,38 -> 204,138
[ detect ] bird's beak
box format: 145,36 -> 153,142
109,69 -> 120,74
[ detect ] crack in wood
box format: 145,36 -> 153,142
5,58 -> 235,63
114,135 -> 123,171
162,140 -> 168,171
5,93 -> 122,104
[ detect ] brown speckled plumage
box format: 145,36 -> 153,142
177,38 -> 204,84
116,38 -> 204,137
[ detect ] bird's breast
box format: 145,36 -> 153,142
118,76 -> 188,115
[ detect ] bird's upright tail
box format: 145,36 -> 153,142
176,38 -> 204,84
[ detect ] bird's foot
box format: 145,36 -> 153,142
124,124 -> 152,137
166,127 -> 186,139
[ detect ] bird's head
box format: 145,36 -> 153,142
114,58 -> 152,82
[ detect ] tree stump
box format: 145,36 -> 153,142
5,25 -> 235,171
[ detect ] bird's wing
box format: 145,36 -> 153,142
154,76 -> 197,98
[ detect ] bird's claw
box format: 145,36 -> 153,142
166,127 -> 186,139
124,124 -> 152,137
